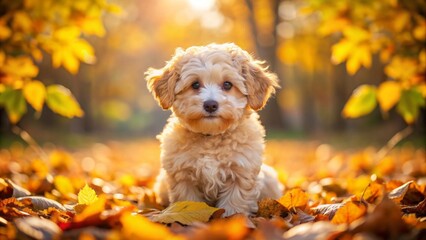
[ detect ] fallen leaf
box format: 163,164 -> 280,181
14,216 -> 62,240
282,221 -> 341,240
350,196 -> 411,238
278,188 -> 309,211
189,215 -> 250,240
388,181 -> 413,203
121,212 -> 181,240
73,196 -> 106,223
17,196 -> 66,211
312,203 -> 343,220
257,198 -> 289,219
150,201 -> 222,225
331,201 -> 367,224
402,198 -> 426,217
77,184 -> 98,205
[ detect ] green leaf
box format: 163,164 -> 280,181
1,87 -> 27,124
78,184 -> 98,205
396,88 -> 425,124
46,85 -> 84,118
342,85 -> 377,118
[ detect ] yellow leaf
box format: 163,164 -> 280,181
52,48 -> 79,74
72,39 -> 96,64
121,213 -> 181,240
346,45 -> 371,75
385,57 -> 417,82
342,85 -> 377,118
80,17 -> 106,37
377,81 -> 401,112
12,11 -> 32,32
23,80 -> 46,112
318,18 -> 349,36
2,56 -> 39,78
393,12 -> 410,33
331,201 -> 367,224
343,26 -> 370,43
78,184 -> 98,205
150,201 -> 222,225
53,175 -> 75,196
278,188 -> 309,210
331,39 -> 354,65
74,196 -> 106,222
53,26 -> 80,42
0,24 -> 11,40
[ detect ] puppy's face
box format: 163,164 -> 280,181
146,43 -> 279,135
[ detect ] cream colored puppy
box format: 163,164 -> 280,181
146,43 -> 283,216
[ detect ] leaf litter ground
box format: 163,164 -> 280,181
0,139 -> 425,239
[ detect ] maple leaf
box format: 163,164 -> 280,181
150,201 -> 222,225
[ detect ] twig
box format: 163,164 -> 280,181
376,126 -> 413,160
11,126 -> 48,160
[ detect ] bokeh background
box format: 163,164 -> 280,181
1,0 -> 425,149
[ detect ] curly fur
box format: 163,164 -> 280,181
145,43 -> 283,216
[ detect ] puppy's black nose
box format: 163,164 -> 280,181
203,100 -> 219,113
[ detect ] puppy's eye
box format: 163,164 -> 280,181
191,81 -> 200,90
223,81 -> 233,90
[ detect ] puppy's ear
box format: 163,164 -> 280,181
145,49 -> 183,109
242,59 -> 280,111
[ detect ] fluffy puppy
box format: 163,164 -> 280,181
145,43 -> 283,216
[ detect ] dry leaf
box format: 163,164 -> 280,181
121,212 -> 181,240
350,196 -> 410,238
282,221 -> 340,240
388,181 -> 413,203
278,189 -> 309,211
312,203 -> 343,220
331,201 -> 367,224
189,215 -> 249,240
257,198 -> 289,219
150,201 -> 222,225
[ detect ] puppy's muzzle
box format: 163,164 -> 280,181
203,100 -> 219,113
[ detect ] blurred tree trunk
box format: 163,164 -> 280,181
245,0 -> 285,129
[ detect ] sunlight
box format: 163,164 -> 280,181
187,0 -> 216,12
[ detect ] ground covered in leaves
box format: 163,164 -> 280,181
0,139 -> 425,239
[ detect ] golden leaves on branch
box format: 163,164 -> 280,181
0,0 -> 120,124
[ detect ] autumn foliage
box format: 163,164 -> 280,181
0,140 -> 425,239
0,0 -> 119,123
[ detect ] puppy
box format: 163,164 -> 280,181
145,43 -> 283,216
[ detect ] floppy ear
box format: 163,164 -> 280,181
242,59 -> 280,111
145,49 -> 183,109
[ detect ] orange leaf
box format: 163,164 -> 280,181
120,213 -> 181,240
331,201 -> 367,224
278,188 -> 309,210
